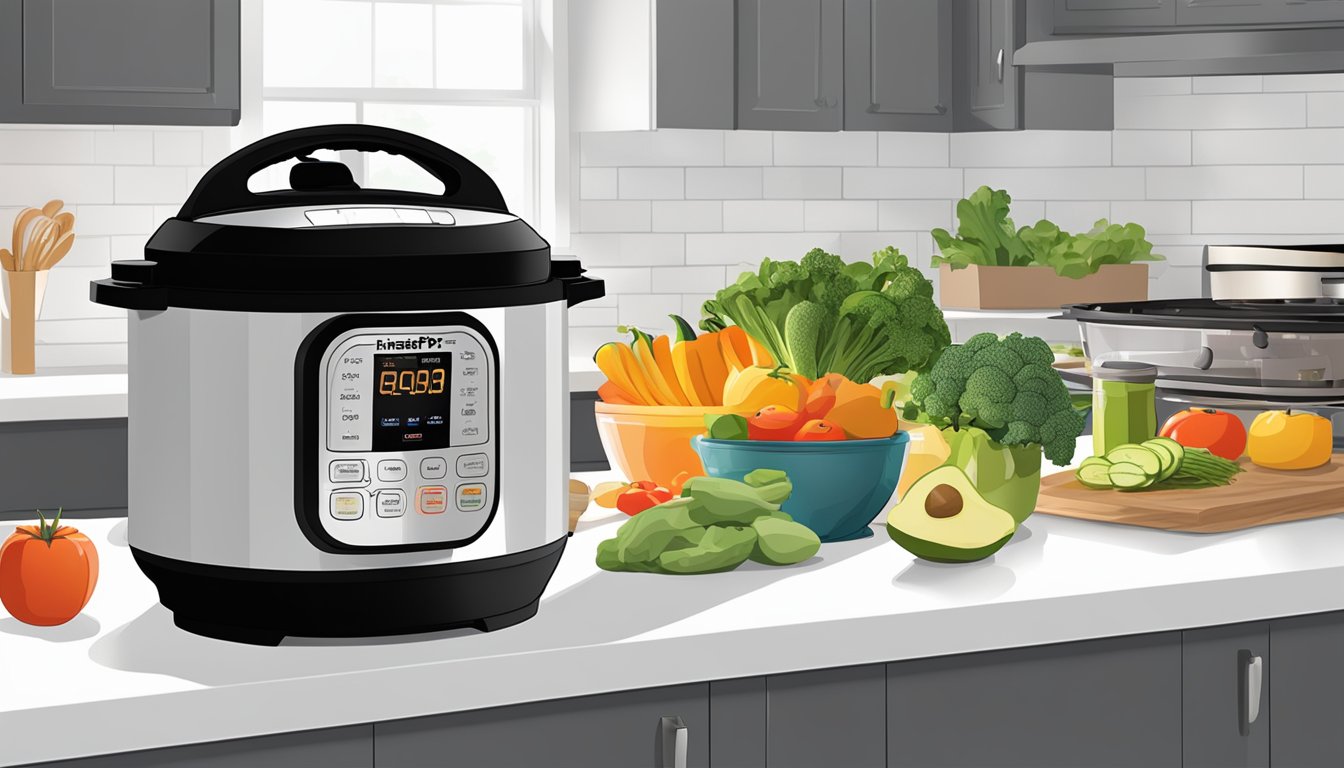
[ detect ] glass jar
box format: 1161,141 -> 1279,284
1092,361 -> 1158,456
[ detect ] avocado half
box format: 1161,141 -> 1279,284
886,465 -> 1017,563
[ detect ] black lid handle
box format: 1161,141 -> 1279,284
178,124 -> 509,220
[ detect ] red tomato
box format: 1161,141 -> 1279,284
616,490 -> 663,516
0,519 -> 98,626
794,419 -> 847,442
748,405 -> 806,441
1159,408 -> 1247,461
628,480 -> 658,491
647,488 -> 674,504
803,376 -> 841,420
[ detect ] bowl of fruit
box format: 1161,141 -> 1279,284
693,374 -> 910,542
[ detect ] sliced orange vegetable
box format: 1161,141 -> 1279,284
594,342 -> 651,405
718,326 -> 752,372
651,335 -> 691,405
747,335 -> 775,367
612,342 -> 659,405
631,335 -> 680,406
825,375 -> 899,439
598,381 -> 639,405
694,334 -> 731,407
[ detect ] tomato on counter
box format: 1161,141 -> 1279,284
1247,410 -> 1333,470
0,510 -> 98,627
1159,408 -> 1247,461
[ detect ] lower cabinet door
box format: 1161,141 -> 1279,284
1182,622 -> 1269,768
764,664 -> 887,768
1271,611 -> 1344,767
374,683 -> 708,768
27,726 -> 373,768
886,632 -> 1182,768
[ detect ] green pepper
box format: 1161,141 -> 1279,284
682,476 -> 780,525
657,525 -> 757,574
748,517 -> 821,566
615,497 -> 704,563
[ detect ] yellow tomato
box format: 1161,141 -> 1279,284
1247,410 -> 1333,470
721,365 -> 808,414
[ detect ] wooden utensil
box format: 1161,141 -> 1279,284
41,199 -> 63,218
11,207 -> 41,269
22,218 -> 57,271
0,248 -> 14,272
37,232 -> 74,271
1036,457 -> 1344,532
569,478 -> 591,532
52,212 -> 75,237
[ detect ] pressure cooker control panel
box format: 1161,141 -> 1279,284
303,315 -> 499,552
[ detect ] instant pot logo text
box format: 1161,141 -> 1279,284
375,337 -> 444,351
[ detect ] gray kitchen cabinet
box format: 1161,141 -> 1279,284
27,726 -> 372,768
955,0 -> 1023,131
1182,622 -> 1269,768
374,683 -> 709,768
1176,0 -> 1344,25
1270,611 -> 1344,766
843,0 -> 953,131
886,632 -> 1183,767
709,678 -> 767,768
0,0 -> 240,126
1050,0 -> 1176,29
764,664 -> 887,768
737,0 -> 844,132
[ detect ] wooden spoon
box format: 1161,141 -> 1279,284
38,232 -> 74,270
42,199 -> 63,218
22,218 -> 56,271
0,248 -> 14,272
52,211 -> 75,237
11,207 -> 40,269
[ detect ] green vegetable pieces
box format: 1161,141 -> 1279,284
596,472 -> 821,574
1076,439 -> 1242,491
700,247 -> 950,383
932,186 -> 1163,278
906,332 -> 1085,466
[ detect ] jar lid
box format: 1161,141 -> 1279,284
1093,360 -> 1158,383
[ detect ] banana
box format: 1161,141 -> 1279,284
651,334 -> 691,405
631,330 -> 682,406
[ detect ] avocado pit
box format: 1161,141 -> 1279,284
924,484 -> 963,518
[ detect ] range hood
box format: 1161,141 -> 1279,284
1015,27 -> 1344,77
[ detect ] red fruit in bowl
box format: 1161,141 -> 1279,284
794,419 -> 846,441
748,405 -> 806,441
803,376 -> 840,420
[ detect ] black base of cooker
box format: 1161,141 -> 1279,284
131,536 -> 566,646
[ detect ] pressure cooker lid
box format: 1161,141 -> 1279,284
1063,298 -> 1344,333
97,125 -> 554,300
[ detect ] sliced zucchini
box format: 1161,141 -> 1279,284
1146,437 -> 1185,468
1141,439 -> 1180,481
1108,461 -> 1154,490
1104,444 -> 1162,478
1077,460 -> 1114,489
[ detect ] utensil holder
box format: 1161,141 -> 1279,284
1,270 -> 49,375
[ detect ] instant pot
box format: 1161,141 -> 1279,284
91,125 -> 603,645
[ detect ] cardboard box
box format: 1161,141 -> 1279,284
938,263 -> 1149,310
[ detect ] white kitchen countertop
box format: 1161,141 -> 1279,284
4,436 -> 1344,765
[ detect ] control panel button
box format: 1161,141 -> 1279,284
377,460 -> 408,482
329,460 -> 366,484
375,490 -> 406,518
418,486 -> 448,515
420,456 -> 448,479
330,492 -> 363,521
457,453 -> 489,478
457,483 -> 487,512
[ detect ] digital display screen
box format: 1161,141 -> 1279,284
371,353 -> 451,451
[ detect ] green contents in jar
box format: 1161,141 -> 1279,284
1091,361 -> 1158,456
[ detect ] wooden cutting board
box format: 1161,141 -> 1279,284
1036,456 -> 1344,532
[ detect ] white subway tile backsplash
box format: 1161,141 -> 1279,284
839,231 -> 921,264
763,167 -> 842,199
653,201 -> 723,233
774,132 -> 877,166
877,133 -> 949,167
1192,76 -> 1262,94
571,233 -> 686,266
42,267 -> 125,320
579,200 -> 651,232
35,318 -> 127,345
1114,93 -> 1305,130
1113,77 -> 1192,97
94,131 -> 154,165
1304,166 -> 1344,198
110,235 -> 148,262
617,293 -> 684,333
686,167 -> 762,199
581,130 -> 724,167
686,232 -> 841,266
1109,200 -> 1192,234
1147,165 -> 1303,200
1194,128 -> 1344,165
114,166 -> 187,204
724,201 -> 805,232
580,168 -> 617,199
1112,131 -> 1190,166
153,132 -> 204,166
0,131 -> 97,165
618,167 -> 684,199
876,200 -> 953,231
568,306 -> 619,327
585,266 -> 652,295
1006,200 -> 1046,226
60,236 -> 111,268
843,168 -> 963,199
1264,73 -> 1344,92
804,200 -> 877,232
650,266 -> 728,293
0,166 -> 114,206
725,131 -> 773,166
72,205 -> 155,236
964,168 -> 1145,200
1307,93 -> 1344,127
1044,201 -> 1111,232
1192,200 -> 1344,234
951,131 -> 1110,168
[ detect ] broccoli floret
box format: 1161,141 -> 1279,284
908,332 -> 1084,466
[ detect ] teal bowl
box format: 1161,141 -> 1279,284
692,433 -> 911,542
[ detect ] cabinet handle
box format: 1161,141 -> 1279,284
660,716 -> 687,768
1239,650 -> 1264,736
996,48 -> 1005,82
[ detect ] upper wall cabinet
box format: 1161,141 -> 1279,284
737,0 -> 844,131
1044,0 -> 1344,30
1050,0 -> 1175,30
1176,0 -> 1344,25
843,0 -> 953,131
0,0 -> 240,126
571,0 -> 735,132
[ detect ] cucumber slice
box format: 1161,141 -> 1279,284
1104,444 -> 1162,478
1141,439 -> 1180,481
1146,437 -> 1185,469
1077,461 -> 1114,489
1108,461 -> 1153,490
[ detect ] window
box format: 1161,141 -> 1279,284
258,0 -> 539,222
